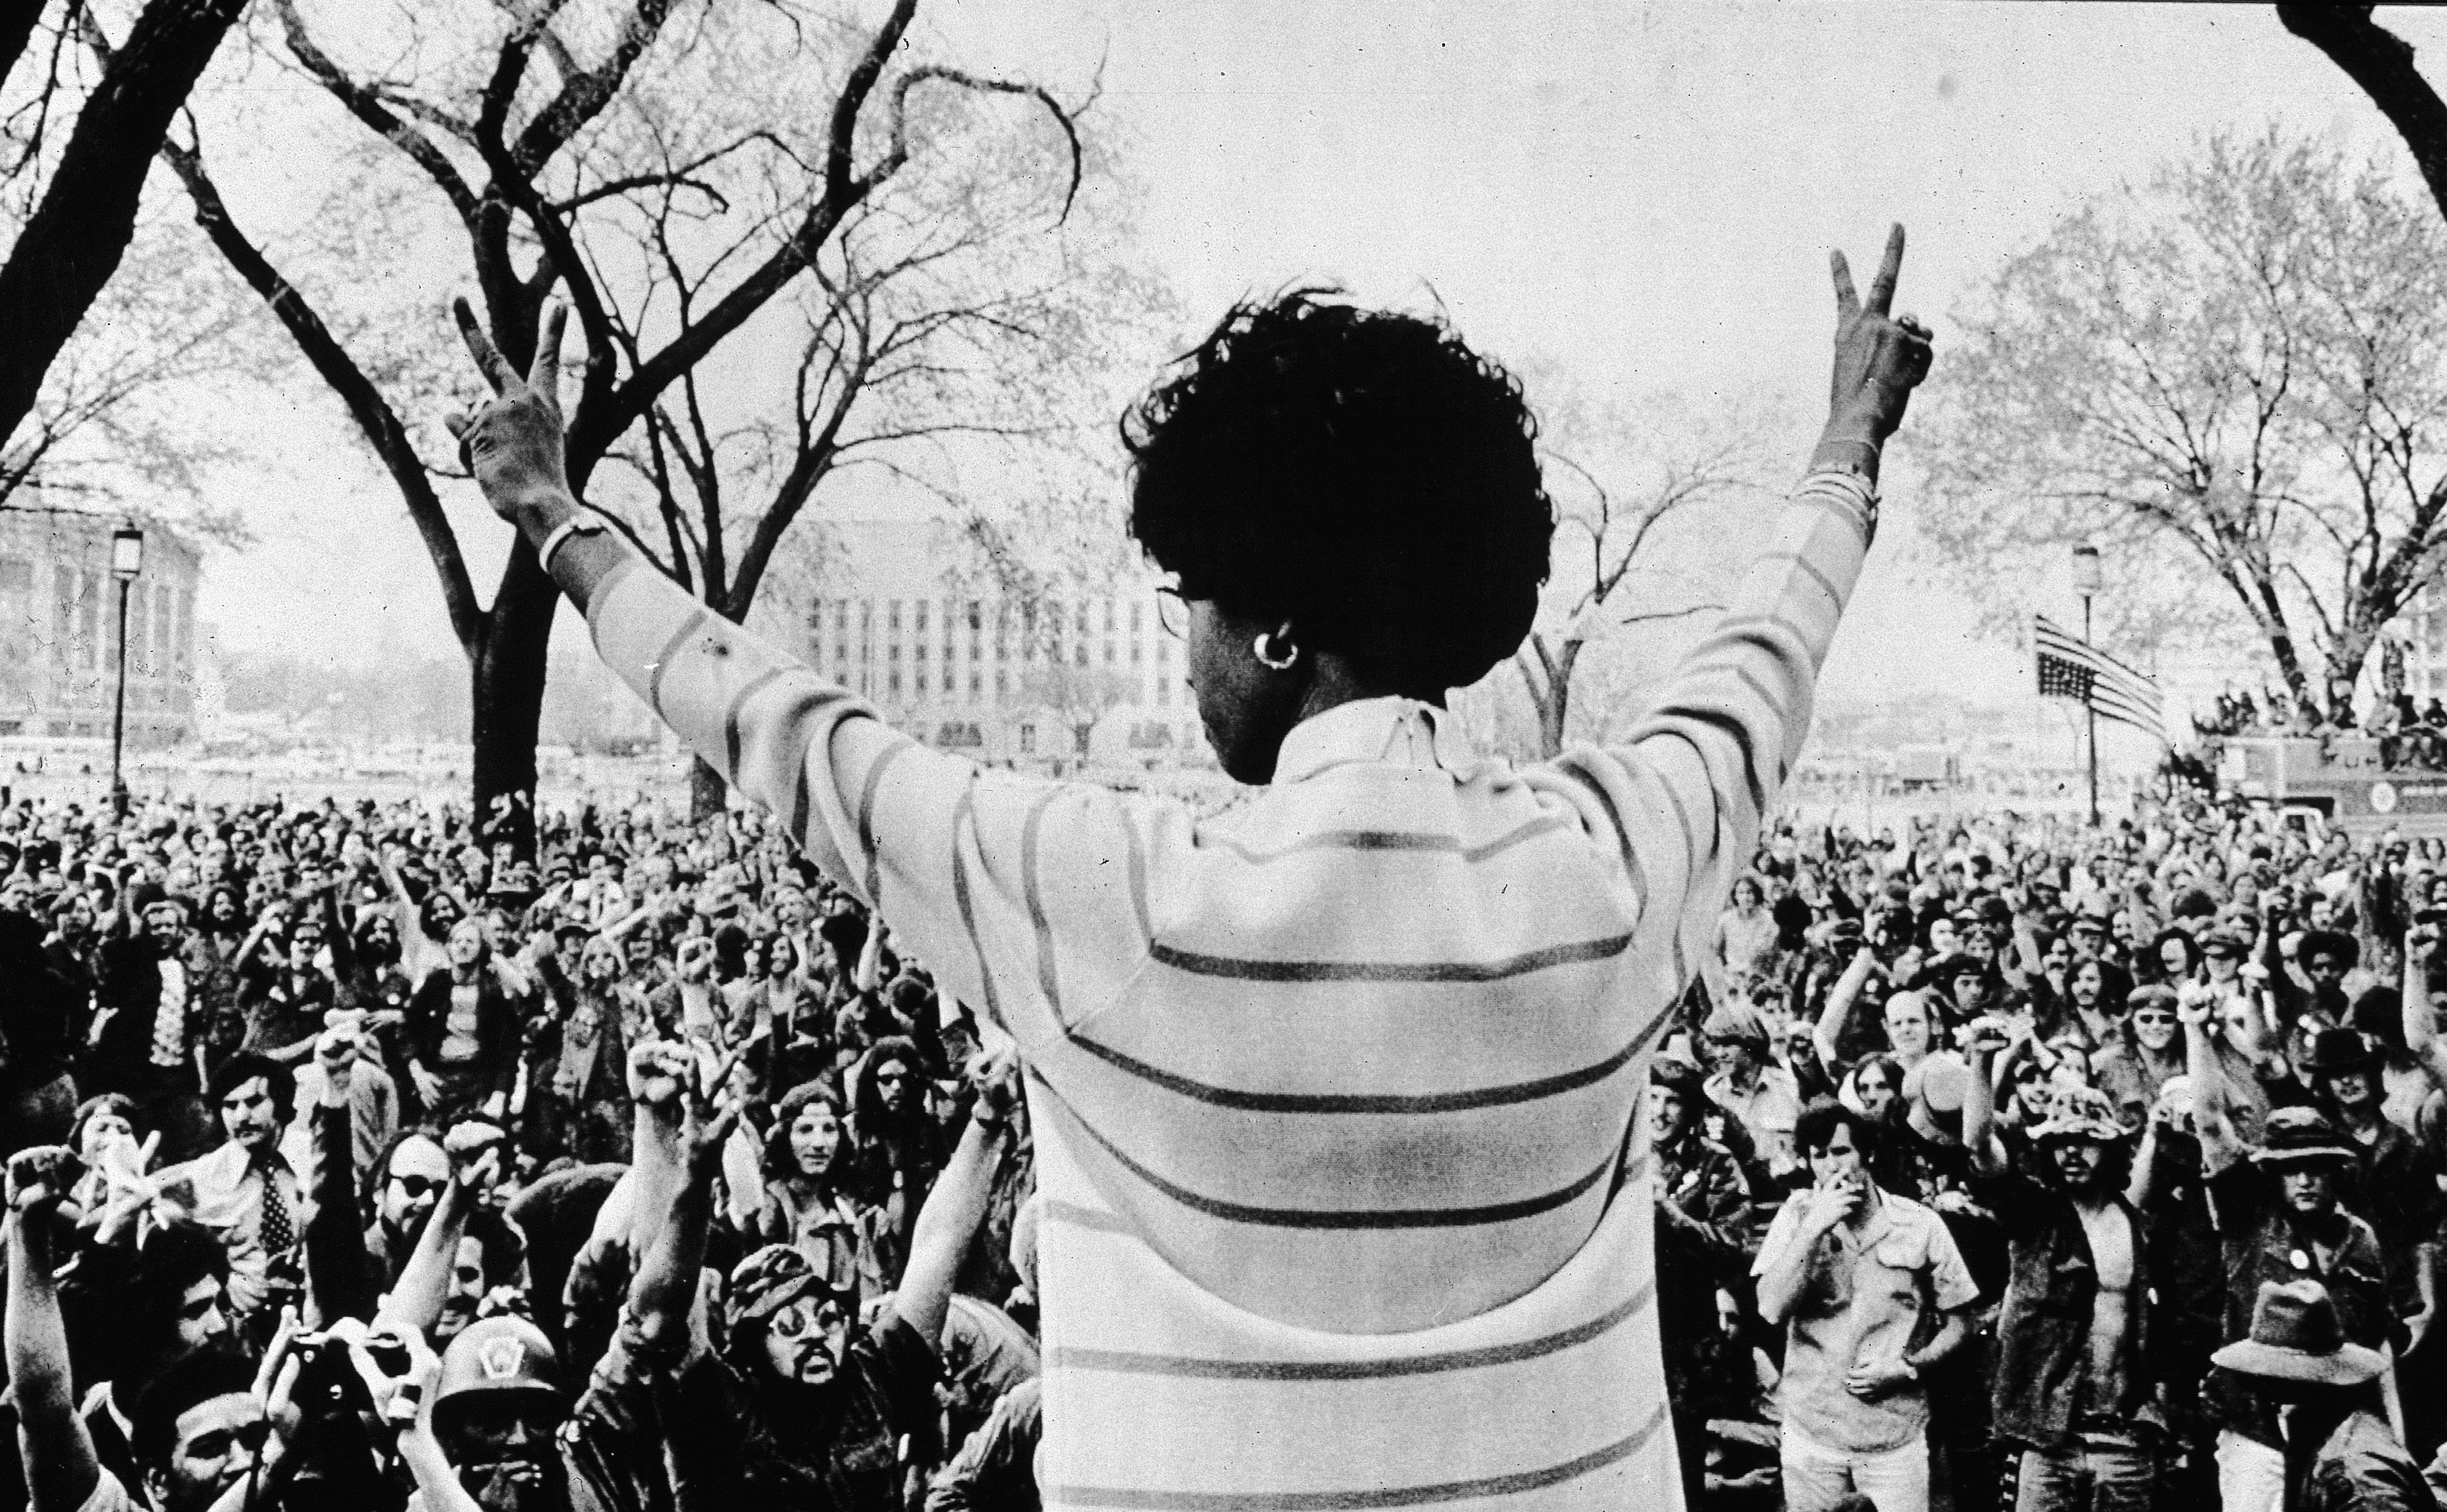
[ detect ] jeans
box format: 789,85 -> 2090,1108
2214,1429 -> 2283,1512
2013,1430 -> 2154,1512
1781,1422 -> 1930,1512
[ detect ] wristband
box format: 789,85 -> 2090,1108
538,509 -> 609,574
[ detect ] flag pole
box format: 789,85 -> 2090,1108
2072,545 -> 2104,828
2085,595 -> 2099,828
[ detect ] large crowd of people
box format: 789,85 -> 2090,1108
1677,797 -> 2447,1510
0,793 -> 1038,1512
11,781 -> 2447,1509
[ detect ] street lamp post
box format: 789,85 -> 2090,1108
109,526 -> 145,819
2071,542 -> 2103,828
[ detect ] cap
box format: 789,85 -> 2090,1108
432,1316 -> 561,1429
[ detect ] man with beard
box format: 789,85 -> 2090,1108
6,1146 -> 271,1512
619,1042 -> 1011,1510
92,888 -> 216,1163
1962,1030 -> 2165,1512
360,1127 -> 453,1287
2187,991 -> 2394,1512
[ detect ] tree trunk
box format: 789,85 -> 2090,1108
1531,638 -> 1583,759
469,551 -> 558,860
0,0 -> 250,444
689,757 -> 728,822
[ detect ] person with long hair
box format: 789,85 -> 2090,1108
447,225 -> 1932,1504
751,1082 -> 897,1304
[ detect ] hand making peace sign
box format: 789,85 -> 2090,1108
1825,224 -> 1933,445
444,297 -> 572,521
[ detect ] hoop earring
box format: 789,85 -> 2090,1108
1252,632 -> 1299,671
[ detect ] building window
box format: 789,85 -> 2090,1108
1158,678 -> 1170,706
915,673 -> 927,694
1019,724 -> 1037,754
1104,600 -> 1116,632
889,600 -> 901,631
1156,640 -> 1169,666
1077,645 -> 1089,667
1076,603 -> 1090,633
970,672 -> 982,701
971,640 -> 982,661
915,601 -> 928,633
889,672 -> 901,694
1105,643 -> 1116,664
1129,601 -> 1143,633
995,669 -> 1009,697
888,644 -> 899,662
968,601 -> 982,631
1131,640 -> 1142,665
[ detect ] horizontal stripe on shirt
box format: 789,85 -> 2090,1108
1059,1002 -> 1673,1114
580,469 -> 1876,1500
1045,1402 -> 1668,1510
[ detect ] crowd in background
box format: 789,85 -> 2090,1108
1679,795 -> 2447,1510
0,792 -> 1038,1512
13,780 -> 2447,1509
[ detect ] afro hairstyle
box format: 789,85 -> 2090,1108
1123,290 -> 1553,694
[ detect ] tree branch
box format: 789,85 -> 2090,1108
0,0 -> 248,445
274,0 -> 482,231
2279,5 -> 2447,223
867,64 -> 1084,221
159,134 -> 483,653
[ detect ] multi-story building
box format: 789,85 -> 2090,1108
0,508 -> 202,749
802,515 -> 1206,768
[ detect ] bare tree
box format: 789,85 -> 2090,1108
0,0 -> 250,462
1,209 -> 258,517
1916,129 -> 2447,723
155,0 -> 1084,853
1509,389 -> 1775,758
594,92 -> 1161,815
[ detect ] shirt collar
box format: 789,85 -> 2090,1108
1270,697 -> 1471,786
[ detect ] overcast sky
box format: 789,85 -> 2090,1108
185,1 -> 2447,748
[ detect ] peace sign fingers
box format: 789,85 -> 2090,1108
453,297 -> 522,398
1831,248 -> 1861,322
529,302 -> 567,417
1864,223 -> 1906,318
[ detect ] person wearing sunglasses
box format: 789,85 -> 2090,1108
2093,985 -> 2188,1135
362,1128 -> 452,1288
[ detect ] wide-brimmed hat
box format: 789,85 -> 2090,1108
2296,930 -> 2359,972
2249,1106 -> 2361,1170
2210,1279 -> 2385,1385
1701,1003 -> 1770,1047
2029,1084 -> 2130,1145
2201,924 -> 2252,959
2300,1027 -> 2381,1079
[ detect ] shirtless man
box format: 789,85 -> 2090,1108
1963,1019 -> 2163,1512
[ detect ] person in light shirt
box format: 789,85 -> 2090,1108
444,226 -> 1931,1507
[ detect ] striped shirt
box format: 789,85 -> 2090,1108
581,469 -> 1877,1509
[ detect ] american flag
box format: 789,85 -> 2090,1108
2034,614 -> 2166,744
